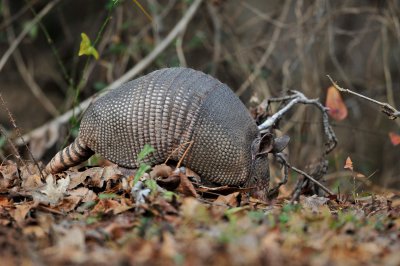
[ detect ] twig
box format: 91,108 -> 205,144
327,75 -> 400,120
276,154 -> 335,196
0,0 -> 61,73
267,154 -> 289,199
258,90 -> 337,154
381,26 -> 400,126
0,0 -> 39,30
326,1 -> 354,92
206,2 -> 222,76
0,94 -> 45,179
147,0 -> 160,45
26,0 -> 72,86
177,141 -> 193,168
0,125 -> 24,165
17,0 -> 204,146
236,0 -> 291,97
3,0 -> 59,117
176,31 -> 187,67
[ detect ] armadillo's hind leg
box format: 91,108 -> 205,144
44,137 -> 94,175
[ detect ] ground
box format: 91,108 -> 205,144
0,162 -> 399,266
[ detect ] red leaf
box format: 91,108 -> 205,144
388,132 -> 400,146
326,86 -> 348,121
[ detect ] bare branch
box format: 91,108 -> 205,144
0,0 -> 61,73
258,90 -> 337,154
327,75 -> 400,120
3,0 -> 59,117
17,0 -> 204,145
0,93 -> 45,179
276,153 -> 335,197
236,0 -> 291,97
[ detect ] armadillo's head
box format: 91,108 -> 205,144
249,133 -> 290,201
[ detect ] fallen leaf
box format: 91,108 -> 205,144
344,156 -> 353,171
214,192 -> 240,207
388,132 -> 400,146
0,196 -> 12,207
326,86 -> 348,121
160,232 -> 177,259
9,201 -> 36,226
32,175 -> 70,205
150,164 -> 173,179
301,195 -> 329,213
0,162 -> 18,190
176,171 -> 198,198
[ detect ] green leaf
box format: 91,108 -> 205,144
93,81 -> 107,91
80,200 -> 97,210
23,21 -> 38,39
133,163 -> 151,185
78,33 -> 99,60
163,191 -> 179,201
106,0 -> 120,10
98,193 -> 119,199
278,213 -> 289,224
0,136 -> 6,149
86,216 -> 99,224
137,144 -> 154,162
144,179 -> 158,193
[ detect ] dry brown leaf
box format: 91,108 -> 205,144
301,195 -> 329,213
0,162 -> 18,189
21,174 -> 44,190
326,85 -> 348,121
45,225 -> 87,263
81,166 -> 123,188
32,175 -> 70,205
344,156 -> 353,171
69,187 -> 98,203
261,232 -> 283,265
150,164 -> 173,178
214,192 -> 240,207
0,196 -> 12,207
388,132 -> 400,146
184,167 -> 201,183
160,232 -> 177,259
176,171 -> 198,197
58,195 -> 82,213
23,225 -> 47,238
9,201 -> 37,226
91,198 -> 132,215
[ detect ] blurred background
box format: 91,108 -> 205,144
0,0 -> 399,192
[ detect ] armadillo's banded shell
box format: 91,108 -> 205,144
79,68 -> 259,185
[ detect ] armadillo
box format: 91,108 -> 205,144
45,67 -> 281,199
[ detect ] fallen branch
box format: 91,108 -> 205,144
276,153 -> 335,197
258,90 -> 337,154
16,0 -> 204,146
327,75 -> 400,120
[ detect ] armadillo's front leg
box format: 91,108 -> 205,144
247,176 -> 270,202
44,137 -> 94,175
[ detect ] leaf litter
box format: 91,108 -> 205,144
0,160 -> 399,265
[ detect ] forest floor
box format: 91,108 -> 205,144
0,161 -> 399,266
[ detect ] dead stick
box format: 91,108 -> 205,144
276,154 -> 335,196
327,75 -> 400,120
0,93 -> 45,179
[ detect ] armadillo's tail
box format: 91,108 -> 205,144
44,137 -> 94,175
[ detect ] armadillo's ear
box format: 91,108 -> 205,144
257,133 -> 274,155
271,135 -> 290,153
